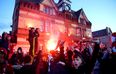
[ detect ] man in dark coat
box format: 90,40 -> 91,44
20,54 -> 34,74
34,28 -> 39,54
28,28 -> 35,56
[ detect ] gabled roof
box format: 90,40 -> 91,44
75,8 -> 90,22
74,8 -> 91,26
61,9 -> 82,19
92,27 -> 112,37
59,8 -> 92,26
75,8 -> 82,19
70,10 -> 77,18
92,29 -> 108,37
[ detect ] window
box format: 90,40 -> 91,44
68,27 -> 76,36
76,28 -> 81,36
43,6 -> 49,14
58,24 -> 66,33
27,4 -> 30,8
85,29 -> 92,38
50,8 -> 55,15
39,20 -> 44,32
23,3 -> 26,7
43,5 -> 55,15
80,18 -> 86,25
82,29 -> 86,37
52,9 -> 56,15
45,21 -> 50,32
45,7 -> 49,14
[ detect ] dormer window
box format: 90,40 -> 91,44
50,8 -> 55,15
43,5 -> 55,15
43,6 -> 49,14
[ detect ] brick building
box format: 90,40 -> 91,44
11,0 -> 92,52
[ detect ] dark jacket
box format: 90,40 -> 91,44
49,61 -> 69,74
20,64 -> 34,74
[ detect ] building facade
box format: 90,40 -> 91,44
12,0 -> 92,52
92,27 -> 112,48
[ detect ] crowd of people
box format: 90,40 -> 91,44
0,31 -> 116,74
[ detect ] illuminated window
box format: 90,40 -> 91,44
82,29 -> 86,37
50,22 -> 54,32
45,21 -> 50,32
39,20 -> 44,32
85,29 -> 92,38
76,28 -> 81,36
59,7 -> 62,11
58,24 -> 66,33
68,27 -> 76,36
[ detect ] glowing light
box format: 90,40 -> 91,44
23,49 -> 27,55
26,20 -> 34,28
27,23 -> 33,28
46,39 -> 57,51
68,33 -> 71,36
82,37 -> 86,40
46,33 -> 50,35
